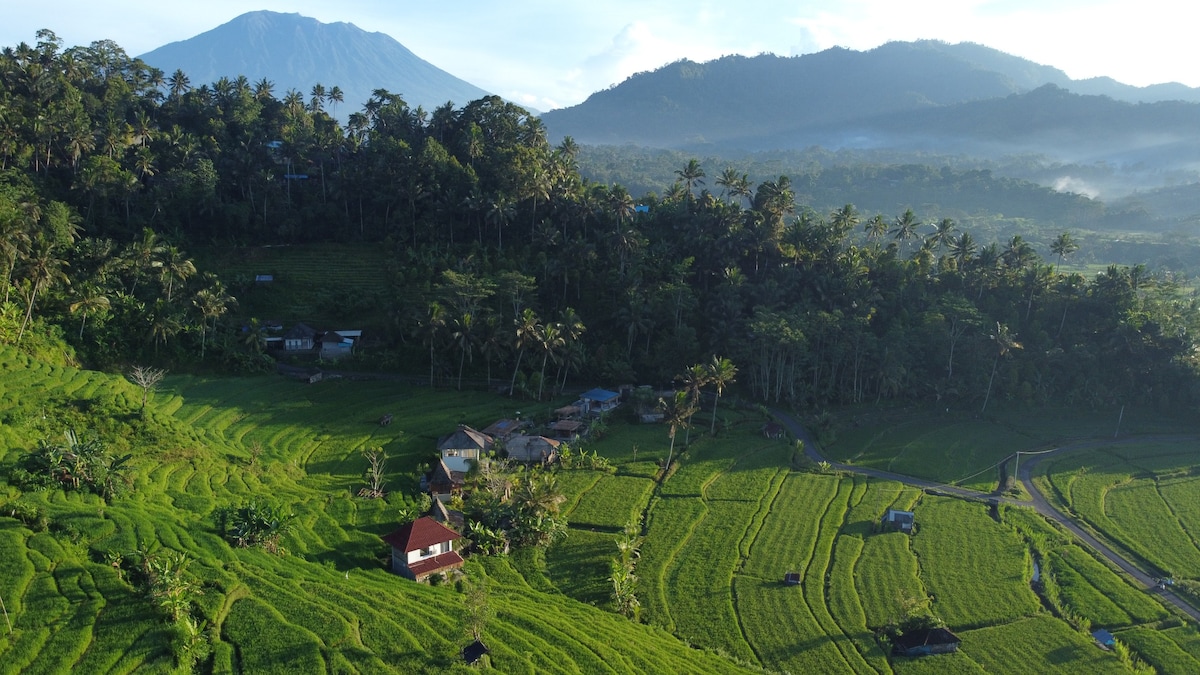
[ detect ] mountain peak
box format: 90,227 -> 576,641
139,11 -> 489,118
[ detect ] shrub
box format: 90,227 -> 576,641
214,500 -> 294,554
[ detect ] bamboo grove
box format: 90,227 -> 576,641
3,31 -> 1200,410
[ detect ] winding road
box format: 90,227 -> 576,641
770,409 -> 1200,623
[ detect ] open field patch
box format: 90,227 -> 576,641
1037,439 -> 1200,579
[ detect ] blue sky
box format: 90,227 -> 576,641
3,1 -> 1195,111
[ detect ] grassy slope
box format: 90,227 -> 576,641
0,345 -> 1186,673
0,348 -> 756,674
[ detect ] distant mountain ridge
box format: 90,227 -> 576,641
539,40 -> 1200,173
139,11 -> 490,118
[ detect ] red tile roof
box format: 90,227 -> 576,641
382,516 -> 462,553
407,550 -> 465,578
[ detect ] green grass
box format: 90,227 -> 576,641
194,243 -> 394,328
1037,440 -> 1200,579
828,404 -> 1198,493
910,497 -> 1040,628
0,346 -> 1176,673
0,347 -> 764,674
959,615 -> 1126,674
1051,545 -> 1168,627
1119,626 -> 1200,674
566,474 -> 656,530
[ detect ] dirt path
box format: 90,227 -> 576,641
769,409 -> 1200,623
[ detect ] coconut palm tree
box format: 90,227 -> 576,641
863,215 -> 888,247
608,185 -> 636,229
981,322 -> 1021,413
659,390 -> 696,475
509,308 -> 540,397
423,302 -> 448,387
949,231 -> 977,271
16,239 -> 68,344
706,356 -> 738,435
0,210 -> 32,304
69,285 -> 110,340
1050,231 -> 1079,273
555,308 -> 586,392
451,312 -> 476,390
192,278 -> 235,360
122,228 -> 165,295
676,364 -> 709,445
157,245 -> 195,302
928,218 -> 957,252
675,159 -> 706,201
889,209 -> 921,256
536,322 -> 564,401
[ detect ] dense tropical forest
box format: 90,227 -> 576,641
3,29 -> 1200,410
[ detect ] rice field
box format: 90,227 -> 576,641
1037,440 -> 1200,578
826,404 -> 1198,493
0,345 -> 1187,673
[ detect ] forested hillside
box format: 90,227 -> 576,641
3,30 -> 1200,413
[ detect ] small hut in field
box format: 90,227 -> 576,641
892,627 -> 961,657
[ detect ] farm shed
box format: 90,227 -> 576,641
438,425 -> 494,473
892,627 -> 961,657
579,388 -> 621,416
882,508 -> 915,533
427,459 -> 467,498
783,572 -> 801,585
482,418 -> 527,440
382,516 -> 464,581
319,331 -> 355,359
505,435 -> 561,465
283,323 -> 317,351
761,422 -> 785,439
1092,629 -> 1116,647
549,419 -> 583,441
462,639 -> 490,666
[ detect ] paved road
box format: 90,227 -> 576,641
1016,438 -> 1200,623
771,409 -> 1020,505
770,409 -> 1200,623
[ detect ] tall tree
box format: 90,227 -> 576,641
981,322 -> 1021,413
16,239 -> 68,344
1050,231 -> 1079,273
676,363 -> 709,444
509,308 -> 540,397
706,356 -> 738,435
675,159 -> 706,201
659,390 -> 696,476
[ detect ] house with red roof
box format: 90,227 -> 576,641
382,516 -> 465,581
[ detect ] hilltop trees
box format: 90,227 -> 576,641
1,28 -> 1199,415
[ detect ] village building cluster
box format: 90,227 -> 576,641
382,387 -> 622,582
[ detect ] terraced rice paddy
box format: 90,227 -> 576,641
827,404 -> 1198,493
1038,440 -> 1200,579
548,426 -> 1184,673
0,345 -> 1192,673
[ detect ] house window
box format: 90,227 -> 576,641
419,546 -> 434,557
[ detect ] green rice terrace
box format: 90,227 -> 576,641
3,346 -> 1200,672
